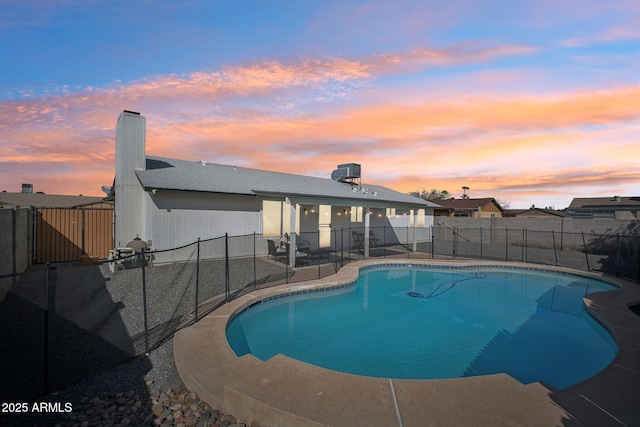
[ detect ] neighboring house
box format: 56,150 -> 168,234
433,198 -> 504,218
0,192 -> 111,209
565,196 -> 640,219
112,111 -> 439,265
503,208 -> 564,218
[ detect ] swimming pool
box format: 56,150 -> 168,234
227,265 -> 618,390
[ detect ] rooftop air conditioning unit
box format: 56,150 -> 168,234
331,163 -> 361,182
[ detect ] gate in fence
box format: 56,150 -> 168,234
35,208 -> 113,263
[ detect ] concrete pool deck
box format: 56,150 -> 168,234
174,260 -> 640,426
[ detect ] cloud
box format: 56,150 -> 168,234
2,46 -> 639,208
562,25 -> 640,47
371,43 -> 537,73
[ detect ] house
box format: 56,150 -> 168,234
565,196 -> 640,219
503,208 -> 564,218
113,111 -> 439,265
0,192 -> 111,209
432,198 -> 504,218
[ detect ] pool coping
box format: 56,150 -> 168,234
173,259 -> 640,426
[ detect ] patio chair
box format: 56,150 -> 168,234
286,242 -> 308,267
369,231 -> 378,248
281,233 -> 310,253
352,230 -> 365,250
267,239 -> 287,262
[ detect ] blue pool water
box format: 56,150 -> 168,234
226,265 -> 618,389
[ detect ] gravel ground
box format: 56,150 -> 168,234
0,257 -> 281,427
2,336 -> 254,426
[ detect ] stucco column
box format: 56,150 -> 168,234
287,198 -> 297,267
413,209 -> 418,251
364,206 -> 370,258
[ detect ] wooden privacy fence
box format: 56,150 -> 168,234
35,208 -> 113,263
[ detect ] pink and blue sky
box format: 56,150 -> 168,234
2,1 -> 639,208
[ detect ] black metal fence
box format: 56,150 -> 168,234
4,225 -> 639,400
429,226 -> 640,282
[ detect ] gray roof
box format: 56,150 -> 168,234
0,192 -> 109,208
568,197 -> 640,208
136,156 -> 438,208
434,197 -> 503,211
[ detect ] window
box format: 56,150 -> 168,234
409,209 -> 426,226
350,206 -> 363,222
262,200 -> 299,237
417,209 -> 425,226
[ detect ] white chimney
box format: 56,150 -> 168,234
115,111 -> 149,247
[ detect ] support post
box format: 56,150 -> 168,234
412,210 -> 418,252
287,199 -> 297,268
364,207 -> 370,258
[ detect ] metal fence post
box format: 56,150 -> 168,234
43,262 -> 53,394
225,233 -> 230,300
453,227 -> 457,259
340,227 -> 344,268
551,231 -> 558,266
616,233 -> 620,277
636,237 -> 640,284
81,209 -> 86,255
140,249 -> 149,353
384,225 -> 387,259
317,230 -> 321,279
581,232 -> 590,272
12,208 -> 17,287
505,228 -> 509,261
253,232 -> 257,291
524,229 -> 528,263
195,238 -> 200,321
479,227 -> 483,260
348,226 -> 351,261
430,225 -> 434,259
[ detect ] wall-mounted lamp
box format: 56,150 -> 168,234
304,208 -> 308,214
151,189 -> 157,195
